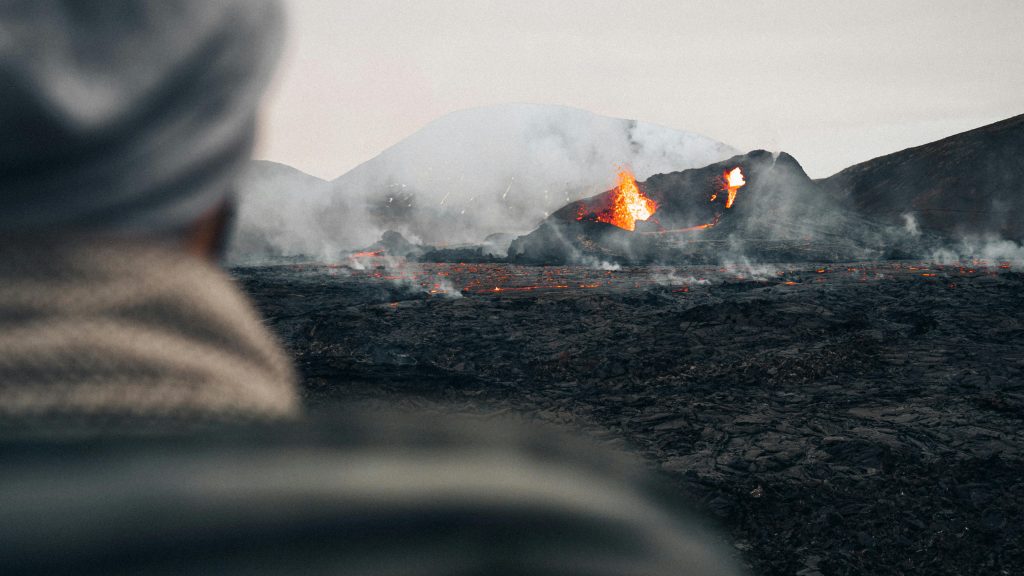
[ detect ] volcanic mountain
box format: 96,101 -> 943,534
508,150 -> 903,264
510,114 -> 1024,265
819,113 -> 1024,240
228,104 -> 738,262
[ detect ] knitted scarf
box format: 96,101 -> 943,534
0,239 -> 299,420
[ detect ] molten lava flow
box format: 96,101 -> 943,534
593,170 -> 657,231
723,167 -> 746,209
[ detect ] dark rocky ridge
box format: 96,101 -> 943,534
819,114 -> 1024,240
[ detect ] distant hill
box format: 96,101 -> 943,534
226,160 -> 330,263
820,114 -> 1024,240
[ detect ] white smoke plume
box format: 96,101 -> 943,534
902,213 -> 921,237
226,160 -> 333,263
332,254 -> 464,299
719,256 -> 781,280
929,236 -> 1024,265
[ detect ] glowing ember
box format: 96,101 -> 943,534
723,167 -> 746,209
649,218 -> 719,235
593,170 -> 657,231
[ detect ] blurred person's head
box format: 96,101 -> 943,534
0,1 -> 299,421
0,0 -> 283,258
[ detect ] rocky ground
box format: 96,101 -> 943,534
234,260 -> 1024,576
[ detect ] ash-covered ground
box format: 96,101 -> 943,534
234,260 -> 1024,576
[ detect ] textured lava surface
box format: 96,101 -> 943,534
235,262 -> 1024,576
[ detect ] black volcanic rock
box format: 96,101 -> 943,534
643,151 -> 847,239
237,262 -> 1024,576
377,230 -> 425,258
820,114 -> 1024,240
510,151 -> 902,265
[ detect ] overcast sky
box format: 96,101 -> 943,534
254,0 -> 1023,180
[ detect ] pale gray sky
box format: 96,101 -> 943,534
255,0 -> 1023,180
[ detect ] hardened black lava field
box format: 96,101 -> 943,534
235,261 -> 1024,576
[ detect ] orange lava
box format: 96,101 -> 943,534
723,167 -> 746,209
592,170 -> 658,231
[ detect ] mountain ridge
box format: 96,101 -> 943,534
819,113 -> 1024,239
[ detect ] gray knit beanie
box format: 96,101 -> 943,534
0,0 -> 283,235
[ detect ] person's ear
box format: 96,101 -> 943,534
184,200 -> 235,261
